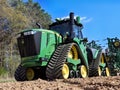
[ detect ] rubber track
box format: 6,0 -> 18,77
89,52 -> 101,77
46,43 -> 73,80
46,45 -> 66,80
14,64 -> 27,81
54,43 -> 72,79
107,62 -> 115,76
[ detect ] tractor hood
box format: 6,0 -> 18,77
17,29 -> 42,57
17,29 -> 61,58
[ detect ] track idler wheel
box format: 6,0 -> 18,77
26,68 -> 35,80
79,65 -> 88,78
105,67 -> 111,76
98,66 -> 102,76
62,64 -> 70,79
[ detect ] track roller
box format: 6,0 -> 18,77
98,66 -> 102,76
79,65 -> 88,78
104,67 -> 111,76
62,64 -> 70,79
69,70 -> 75,78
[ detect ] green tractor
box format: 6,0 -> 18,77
105,37 -> 120,76
14,12 -> 109,81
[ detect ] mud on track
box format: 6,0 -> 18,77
0,76 -> 120,90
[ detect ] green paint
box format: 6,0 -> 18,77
19,29 -> 62,67
67,58 -> 81,66
73,38 -> 88,68
67,58 -> 81,71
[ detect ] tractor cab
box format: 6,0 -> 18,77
49,12 -> 83,40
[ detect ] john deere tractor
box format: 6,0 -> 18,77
105,37 -> 120,76
14,12 -> 109,81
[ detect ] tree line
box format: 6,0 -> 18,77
0,0 -> 52,78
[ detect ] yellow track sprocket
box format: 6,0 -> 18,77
68,45 -> 78,60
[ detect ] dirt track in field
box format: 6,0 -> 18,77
0,76 -> 120,90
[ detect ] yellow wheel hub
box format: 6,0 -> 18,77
62,64 -> 69,79
80,65 -> 87,78
68,45 -> 78,60
105,67 -> 110,76
98,66 -> 102,76
26,68 -> 34,80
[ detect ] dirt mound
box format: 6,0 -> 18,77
0,76 -> 120,90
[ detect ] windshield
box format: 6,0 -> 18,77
50,21 -> 83,39
50,22 -> 70,36
73,25 -> 83,39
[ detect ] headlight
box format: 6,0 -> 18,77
24,31 -> 37,35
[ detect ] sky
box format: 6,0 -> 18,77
32,0 -> 120,47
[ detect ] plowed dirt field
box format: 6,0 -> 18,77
0,76 -> 120,90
